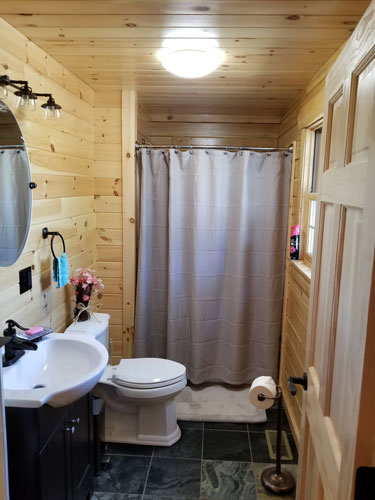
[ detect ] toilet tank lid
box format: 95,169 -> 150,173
113,358 -> 186,388
65,312 -> 110,336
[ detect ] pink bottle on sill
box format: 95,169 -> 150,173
290,224 -> 300,260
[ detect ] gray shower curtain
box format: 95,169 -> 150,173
134,148 -> 292,384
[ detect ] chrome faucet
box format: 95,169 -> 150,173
2,319 -> 38,367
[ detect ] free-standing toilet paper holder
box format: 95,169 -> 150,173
258,386 -> 295,495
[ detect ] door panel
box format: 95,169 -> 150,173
330,208 -> 363,436
347,49 -> 375,165
324,89 -> 345,171
311,202 -> 335,399
296,2 -> 375,499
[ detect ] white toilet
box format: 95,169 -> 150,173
64,313 -> 187,446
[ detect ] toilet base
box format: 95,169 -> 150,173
100,399 -> 182,446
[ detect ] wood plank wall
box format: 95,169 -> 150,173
94,90 -> 123,364
0,18 -> 95,332
94,90 -> 149,364
143,109 -> 280,147
278,51 -> 340,444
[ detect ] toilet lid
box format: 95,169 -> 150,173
113,358 -> 186,389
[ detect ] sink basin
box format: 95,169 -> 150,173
2,332 -> 108,408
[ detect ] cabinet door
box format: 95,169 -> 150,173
39,415 -> 71,500
69,395 -> 94,500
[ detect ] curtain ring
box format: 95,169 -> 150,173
189,145 -> 193,154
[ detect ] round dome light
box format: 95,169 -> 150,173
157,34 -> 224,78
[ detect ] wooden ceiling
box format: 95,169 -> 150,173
0,1 -> 370,116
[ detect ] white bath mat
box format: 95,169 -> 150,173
176,384 -> 267,423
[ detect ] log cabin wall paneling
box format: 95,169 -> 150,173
94,90 -> 123,364
94,90 -> 150,364
0,18 -> 95,332
145,110 -> 280,148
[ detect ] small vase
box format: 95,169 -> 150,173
74,304 -> 90,322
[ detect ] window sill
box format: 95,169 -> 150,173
290,259 -> 312,282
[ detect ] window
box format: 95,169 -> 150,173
301,122 -> 323,264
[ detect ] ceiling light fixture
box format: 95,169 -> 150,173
14,84 -> 37,110
157,33 -> 225,78
0,74 -> 62,119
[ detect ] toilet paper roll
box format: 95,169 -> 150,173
249,376 -> 277,410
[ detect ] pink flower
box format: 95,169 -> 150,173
82,294 -> 90,302
74,291 -> 78,296
81,283 -> 88,289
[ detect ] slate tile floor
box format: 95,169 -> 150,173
92,408 -> 298,500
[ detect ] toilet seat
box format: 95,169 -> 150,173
112,358 -> 186,389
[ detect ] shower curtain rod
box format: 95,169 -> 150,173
135,143 -> 293,152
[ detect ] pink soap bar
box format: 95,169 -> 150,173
25,326 -> 44,335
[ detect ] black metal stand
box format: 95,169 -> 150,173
258,387 -> 295,495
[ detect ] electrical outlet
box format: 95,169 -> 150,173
19,266 -> 32,294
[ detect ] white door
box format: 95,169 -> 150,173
295,2 -> 375,499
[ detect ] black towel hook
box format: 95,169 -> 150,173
42,227 -> 66,259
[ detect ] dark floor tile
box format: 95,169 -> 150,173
249,432 -> 298,464
178,420 -> 204,430
201,460 -> 256,500
145,458 -> 201,498
144,497 -> 197,500
106,442 -> 154,456
204,422 -> 247,432
247,409 -> 290,433
153,428 -> 202,459
203,430 -> 251,462
95,455 -> 150,494
91,494 -> 142,500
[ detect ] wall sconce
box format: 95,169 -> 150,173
0,74 -> 62,119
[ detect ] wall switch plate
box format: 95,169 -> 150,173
19,266 -> 32,294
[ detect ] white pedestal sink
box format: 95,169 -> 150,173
2,333 -> 108,408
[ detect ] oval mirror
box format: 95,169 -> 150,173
0,100 -> 32,267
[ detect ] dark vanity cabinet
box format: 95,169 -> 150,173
6,394 -> 94,500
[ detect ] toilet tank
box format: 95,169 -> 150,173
64,312 -> 110,350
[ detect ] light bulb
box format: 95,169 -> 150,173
14,93 -> 36,110
41,96 -> 62,119
0,85 -> 8,99
42,106 -> 61,119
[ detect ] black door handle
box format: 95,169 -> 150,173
288,373 -> 308,395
